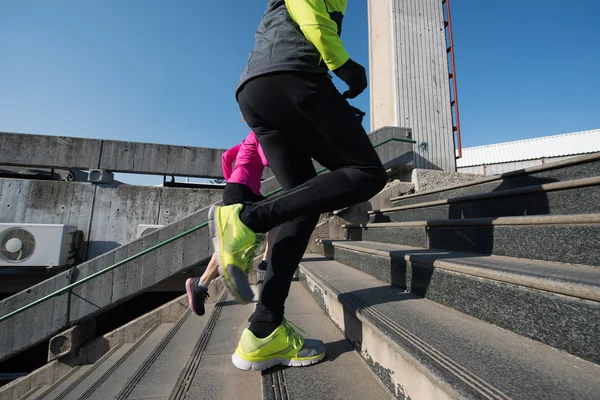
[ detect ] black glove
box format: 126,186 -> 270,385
333,58 -> 367,99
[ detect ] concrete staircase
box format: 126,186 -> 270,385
302,153 -> 600,398
2,150 -> 599,399
3,283 -> 392,400
0,128 -> 412,363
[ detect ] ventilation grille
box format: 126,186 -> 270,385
0,228 -> 36,262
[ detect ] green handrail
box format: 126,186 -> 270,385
0,136 -> 415,323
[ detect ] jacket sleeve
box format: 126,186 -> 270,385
222,144 -> 241,181
285,0 -> 349,71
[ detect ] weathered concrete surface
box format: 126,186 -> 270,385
0,132 -> 230,179
0,178 -> 224,261
408,168 -> 487,193
86,184 -> 223,258
0,179 -> 96,230
0,133 -> 102,171
99,139 -> 225,178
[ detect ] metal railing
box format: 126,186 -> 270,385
0,136 -> 415,323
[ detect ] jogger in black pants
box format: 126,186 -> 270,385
238,71 -> 387,335
209,0 -> 387,371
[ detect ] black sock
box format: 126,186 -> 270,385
249,322 -> 280,339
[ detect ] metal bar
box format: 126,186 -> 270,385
444,0 -> 463,159
0,136 -> 415,322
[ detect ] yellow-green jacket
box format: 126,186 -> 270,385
237,0 -> 350,95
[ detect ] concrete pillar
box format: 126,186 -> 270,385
369,0 -> 456,171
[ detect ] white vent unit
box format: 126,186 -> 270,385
137,224 -> 164,238
0,224 -> 80,268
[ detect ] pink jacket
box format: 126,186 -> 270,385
222,132 -> 268,196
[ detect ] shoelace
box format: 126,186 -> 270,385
283,320 -> 306,350
241,234 -> 264,272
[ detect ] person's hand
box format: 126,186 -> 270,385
333,59 -> 367,99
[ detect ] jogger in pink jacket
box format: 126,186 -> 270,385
186,132 -> 277,316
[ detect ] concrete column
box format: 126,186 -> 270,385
369,0 -> 456,171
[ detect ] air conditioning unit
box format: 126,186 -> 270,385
0,224 -> 81,268
137,224 -> 164,238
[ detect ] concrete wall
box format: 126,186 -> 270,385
0,132 -> 278,181
0,132 -> 226,179
369,0 -> 456,172
0,179 -> 223,260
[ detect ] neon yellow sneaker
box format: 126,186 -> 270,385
208,204 -> 263,304
231,320 -> 326,371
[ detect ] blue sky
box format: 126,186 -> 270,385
1,1 -> 599,168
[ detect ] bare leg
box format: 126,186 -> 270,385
200,252 -> 220,286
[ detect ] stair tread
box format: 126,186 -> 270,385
389,153 -> 600,202
300,255 -> 600,400
20,384 -> 49,400
261,281 -> 392,400
318,239 -> 600,301
39,364 -> 94,400
345,213 -> 600,228
71,323 -> 174,400
167,290 -> 261,400
118,303 -> 216,400
381,176 -> 600,213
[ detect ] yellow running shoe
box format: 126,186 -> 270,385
209,204 -> 262,304
231,320 -> 326,371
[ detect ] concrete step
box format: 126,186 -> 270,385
17,384 -> 48,400
314,239 -> 600,364
374,176 -> 600,222
33,363 -> 94,400
298,255 -> 600,400
345,214 -> 600,267
38,323 -> 173,400
167,291 -> 261,400
45,343 -> 138,400
262,281 -> 393,400
113,303 -> 217,400
391,153 -> 600,206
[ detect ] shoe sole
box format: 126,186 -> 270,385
208,204 -> 250,305
185,278 -> 205,316
231,352 -> 326,371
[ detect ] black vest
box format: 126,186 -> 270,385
237,0 -> 342,96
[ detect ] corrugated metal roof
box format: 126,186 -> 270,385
456,129 -> 600,167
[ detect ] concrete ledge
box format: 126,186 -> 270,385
0,132 -> 228,179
